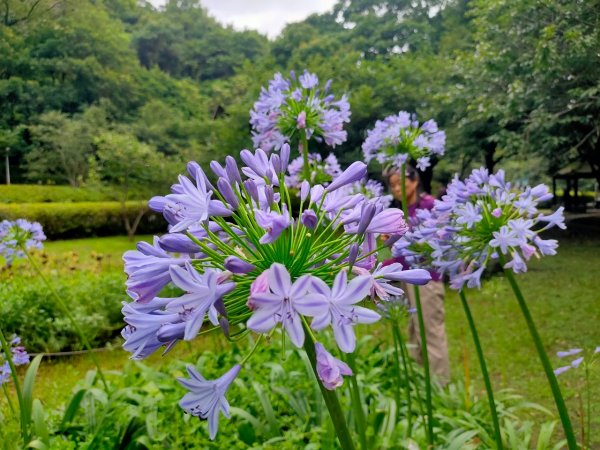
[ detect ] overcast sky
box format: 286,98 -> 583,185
148,0 -> 337,38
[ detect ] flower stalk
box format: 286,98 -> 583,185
459,289 -> 503,449
400,164 -> 434,446
345,351 -> 368,450
0,327 -> 26,441
302,324 -> 356,450
501,261 -> 577,449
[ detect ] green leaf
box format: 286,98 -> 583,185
22,354 -> 44,436
31,399 -> 50,446
59,388 -> 88,432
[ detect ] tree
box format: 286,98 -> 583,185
94,129 -> 181,239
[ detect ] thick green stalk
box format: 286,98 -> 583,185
2,383 -> 16,416
301,134 -> 310,182
501,263 -> 577,449
585,364 -> 591,450
391,324 -> 413,437
345,352 -> 368,450
400,164 -> 434,446
302,327 -> 356,450
413,287 -> 434,445
23,250 -> 109,391
0,326 -> 27,441
459,290 -> 503,449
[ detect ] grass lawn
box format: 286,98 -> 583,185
445,234 -> 600,445
3,232 -> 599,446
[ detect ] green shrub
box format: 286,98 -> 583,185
0,201 -> 165,239
0,185 -> 119,203
0,271 -> 126,353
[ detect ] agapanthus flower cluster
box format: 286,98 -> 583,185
121,144 -> 430,438
0,335 -> 30,386
0,219 -> 46,264
343,179 -> 392,208
285,152 -> 341,188
250,70 -> 351,152
362,112 -> 446,171
393,167 -> 565,290
554,347 -> 599,376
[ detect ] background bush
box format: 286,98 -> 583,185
0,271 -> 125,353
0,201 -> 164,239
0,185 -> 119,204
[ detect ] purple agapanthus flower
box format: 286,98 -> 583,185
0,219 -> 46,264
150,167 -> 231,232
123,237 -> 189,303
167,263 -> 235,340
250,71 -> 350,152
0,335 -> 30,386
178,364 -> 241,439
285,152 -> 342,188
315,342 -> 352,390
362,112 -> 446,169
309,270 -> 378,352
403,167 -> 567,290
255,206 -> 292,244
247,264 -> 327,347
553,346 -> 597,376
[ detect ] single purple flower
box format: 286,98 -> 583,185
255,206 -> 291,244
557,348 -> 583,358
489,226 -> 520,254
538,207 -> 566,230
123,237 -> 188,303
178,364 -> 241,439
309,271 -> 378,353
365,209 -> 408,235
315,343 -> 352,390
167,263 -> 235,340
247,264 -> 327,347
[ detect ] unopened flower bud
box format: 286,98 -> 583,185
224,256 -> 256,274
225,156 -> 242,185
301,210 -> 318,229
217,178 -> 238,209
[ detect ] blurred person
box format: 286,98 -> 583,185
383,165 -> 450,384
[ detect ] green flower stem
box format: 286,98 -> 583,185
501,262 -> 577,449
0,326 -> 26,441
2,383 -> 16,416
302,323 -> 356,450
391,323 -> 412,437
459,290 -> 503,449
345,352 -> 368,450
585,363 -> 591,450
400,164 -> 434,446
23,250 -> 109,391
397,326 -> 426,421
301,133 -> 310,181
413,286 -> 435,445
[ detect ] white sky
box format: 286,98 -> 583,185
148,0 -> 337,38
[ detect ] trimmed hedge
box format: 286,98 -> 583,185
0,201 -> 165,239
0,184 -> 119,203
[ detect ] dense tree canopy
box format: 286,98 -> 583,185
0,0 -> 597,194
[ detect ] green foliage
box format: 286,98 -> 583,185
0,270 -> 126,352
0,339 -> 565,449
0,185 -> 118,203
0,201 -> 164,239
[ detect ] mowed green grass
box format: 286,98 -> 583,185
445,235 -> 600,444
4,233 -> 599,445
